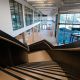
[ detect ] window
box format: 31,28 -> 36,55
34,12 -> 38,23
38,13 -> 40,22
58,13 -> 80,45
73,14 -> 80,24
25,7 -> 33,26
9,0 -> 24,30
60,14 -> 66,23
66,14 -> 74,24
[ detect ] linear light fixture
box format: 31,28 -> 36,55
27,0 -> 46,2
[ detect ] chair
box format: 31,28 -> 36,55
70,28 -> 80,42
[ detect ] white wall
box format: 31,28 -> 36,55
0,0 -> 13,36
0,0 -> 40,37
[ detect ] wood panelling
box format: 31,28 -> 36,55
0,30 -> 28,68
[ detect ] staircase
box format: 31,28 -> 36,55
0,61 -> 75,80
0,30 -> 80,80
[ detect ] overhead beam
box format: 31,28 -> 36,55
32,3 -> 54,5
35,6 -> 57,9
27,0 -> 47,2
32,5 -> 56,7
63,0 -> 80,4
30,2 -> 55,4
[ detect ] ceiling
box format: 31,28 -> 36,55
26,0 -> 80,15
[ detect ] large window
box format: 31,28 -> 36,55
9,0 -> 24,30
38,13 -> 41,22
58,13 -> 80,45
25,7 -> 33,26
41,15 -> 47,30
34,12 -> 38,23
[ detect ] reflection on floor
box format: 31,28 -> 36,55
0,61 -> 74,80
25,30 -> 57,46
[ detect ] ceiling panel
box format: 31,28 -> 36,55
59,0 -> 80,13
63,0 -> 80,4
26,0 -> 64,15
26,0 -> 80,15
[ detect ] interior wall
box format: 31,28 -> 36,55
0,39 -> 28,68
0,0 -> 41,37
47,50 -> 80,71
0,0 -> 13,36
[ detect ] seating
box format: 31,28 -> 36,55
70,33 -> 80,42
70,28 -> 80,42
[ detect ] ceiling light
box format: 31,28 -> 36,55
73,3 -> 80,4
27,0 -> 46,2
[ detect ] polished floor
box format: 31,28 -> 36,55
25,30 -> 57,46
0,61 -> 75,80
28,50 -> 52,63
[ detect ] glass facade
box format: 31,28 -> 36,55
58,13 -> 80,45
9,0 -> 24,30
41,15 -> 54,30
25,7 -> 33,26
9,0 -> 42,31
38,13 -> 41,22
41,15 -> 47,30
34,12 -> 39,23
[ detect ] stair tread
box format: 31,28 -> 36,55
0,61 -> 76,80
